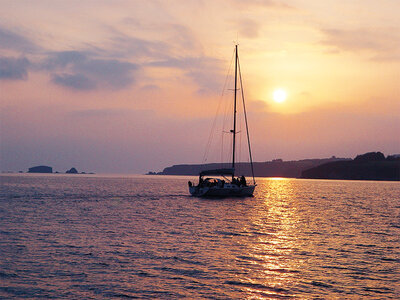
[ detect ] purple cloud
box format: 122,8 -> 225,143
44,51 -> 139,90
51,73 -> 96,90
0,56 -> 30,80
0,26 -> 39,53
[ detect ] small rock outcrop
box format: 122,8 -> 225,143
66,167 -> 78,174
28,166 -> 52,173
354,152 -> 385,162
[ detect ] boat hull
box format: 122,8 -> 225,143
189,184 -> 255,197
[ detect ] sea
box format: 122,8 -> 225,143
0,174 -> 399,299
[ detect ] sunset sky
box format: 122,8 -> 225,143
1,0 -> 399,173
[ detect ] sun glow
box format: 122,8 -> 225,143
273,89 -> 287,103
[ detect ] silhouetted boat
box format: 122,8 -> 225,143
189,45 -> 256,197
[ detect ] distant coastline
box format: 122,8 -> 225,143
148,157 -> 350,177
149,152 -> 400,181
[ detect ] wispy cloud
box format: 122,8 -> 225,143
51,73 -> 96,90
320,27 -> 400,61
229,0 -> 295,10
0,26 -> 39,53
43,51 -> 139,90
67,108 -> 153,118
235,19 -> 261,39
149,56 -> 225,94
0,19 -> 216,92
165,24 -> 201,50
140,84 -> 161,91
101,22 -> 201,60
0,56 -> 30,80
105,32 -> 167,60
41,51 -> 88,70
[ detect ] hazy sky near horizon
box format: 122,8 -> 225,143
1,0 -> 399,173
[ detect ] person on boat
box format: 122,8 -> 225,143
240,176 -> 247,186
188,181 -> 192,187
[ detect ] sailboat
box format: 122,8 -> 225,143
189,45 -> 256,197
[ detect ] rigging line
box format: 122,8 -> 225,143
236,93 -> 243,175
221,59 -> 235,168
237,53 -> 256,185
203,49 -> 235,163
224,96 -> 234,167
202,48 -> 235,164
221,64 -> 235,167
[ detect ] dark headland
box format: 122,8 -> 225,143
151,152 -> 400,181
150,156 -> 350,178
301,152 -> 400,181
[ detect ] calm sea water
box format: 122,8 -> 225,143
0,174 -> 399,299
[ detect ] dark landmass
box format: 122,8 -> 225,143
151,157 -> 351,178
301,152 -> 400,181
66,167 -> 78,174
25,165 -> 93,174
28,165 -> 53,173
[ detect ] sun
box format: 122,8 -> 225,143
273,89 -> 287,103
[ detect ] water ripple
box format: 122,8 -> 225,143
1,174 -> 399,299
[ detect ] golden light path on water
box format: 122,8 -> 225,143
224,178 -> 400,299
228,178 -> 303,298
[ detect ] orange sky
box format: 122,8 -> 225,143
1,0 -> 399,173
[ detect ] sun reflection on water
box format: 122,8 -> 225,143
234,178 -> 303,298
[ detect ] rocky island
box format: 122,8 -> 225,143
28,165 -> 53,173
26,166 -> 92,174
66,167 -> 78,174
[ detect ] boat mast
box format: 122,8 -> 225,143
237,55 -> 256,185
231,44 -> 238,179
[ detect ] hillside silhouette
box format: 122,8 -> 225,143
301,152 -> 400,181
154,157 -> 350,178
152,152 -> 400,181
